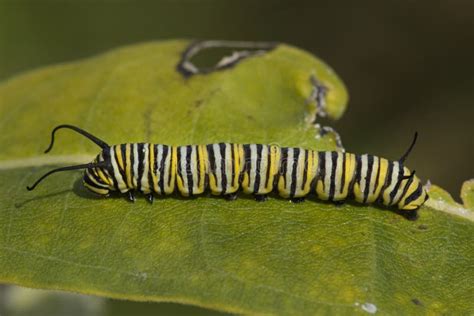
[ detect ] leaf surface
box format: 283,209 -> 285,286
0,40 -> 473,315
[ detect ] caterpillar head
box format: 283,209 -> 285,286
83,150 -> 114,196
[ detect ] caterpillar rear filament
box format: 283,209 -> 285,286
27,125 -> 429,211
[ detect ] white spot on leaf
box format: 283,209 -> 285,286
361,302 -> 377,314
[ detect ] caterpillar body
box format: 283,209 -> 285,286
27,125 -> 429,211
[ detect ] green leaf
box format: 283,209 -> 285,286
0,40 -> 473,315
461,180 -> 474,210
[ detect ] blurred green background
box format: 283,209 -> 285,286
0,0 -> 473,314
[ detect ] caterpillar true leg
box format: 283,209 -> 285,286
225,193 -> 238,201
145,194 -> 154,204
254,194 -> 268,202
290,197 -> 306,203
128,191 -> 136,203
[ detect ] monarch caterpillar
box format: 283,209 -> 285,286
27,125 -> 429,211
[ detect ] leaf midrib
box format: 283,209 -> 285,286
3,156 -> 472,223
